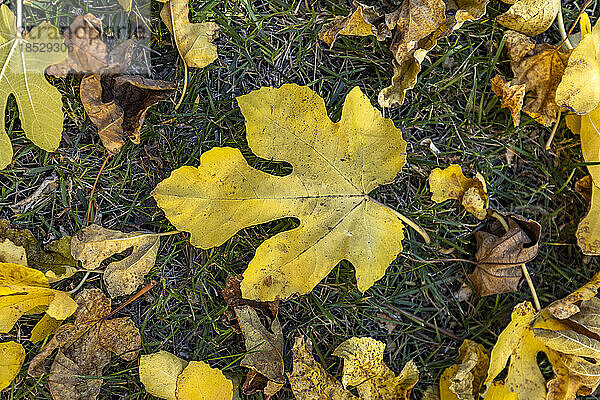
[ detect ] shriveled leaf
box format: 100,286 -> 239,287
71,224 -> 160,297
160,0 -> 218,68
333,337 -> 418,400
0,263 -> 77,333
28,289 -> 141,400
235,305 -> 285,396
0,5 -> 67,169
428,164 -> 488,219
153,85 -> 407,301
288,336 -> 358,400
139,351 -> 188,400
469,214 -> 541,296
175,361 -> 233,400
0,220 -> 77,282
575,175 -> 593,203
490,75 -> 525,126
496,0 -> 560,36
30,314 -> 62,343
555,13 -> 600,115
0,341 -> 25,390
547,269 -> 600,318
319,5 -> 377,45
498,30 -> 569,127
439,340 -> 489,400
10,175 -> 59,214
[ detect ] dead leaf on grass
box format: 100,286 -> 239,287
0,341 -> 25,390
429,164 -> 488,219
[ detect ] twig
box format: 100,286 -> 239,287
489,210 -> 509,232
105,280 -> 158,319
546,110 -> 561,150
85,154 -> 110,226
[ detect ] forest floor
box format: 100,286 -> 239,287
2,0 -> 599,399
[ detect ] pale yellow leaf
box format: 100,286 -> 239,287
140,350 -> 188,400
429,164 -> 488,219
175,361 -> 233,400
0,341 -> 25,390
496,0 -> 560,36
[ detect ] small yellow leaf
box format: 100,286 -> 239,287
0,263 -> 77,333
139,351 -> 188,400
439,340 -> 489,400
490,75 -> 525,126
0,238 -> 27,265
496,0 -> 560,36
0,341 -> 25,390
175,361 -> 233,400
71,224 -> 159,297
160,0 -> 218,68
320,6 -> 375,46
429,164 -> 488,219
555,13 -> 600,115
546,270 -> 600,319
30,314 -> 62,343
153,85 -> 407,301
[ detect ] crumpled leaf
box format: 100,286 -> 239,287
160,0 -> 218,68
175,361 -> 233,400
496,0 -> 560,36
0,263 -> 77,333
493,31 -> 569,127
28,289 -> 141,400
486,279 -> 600,400
222,276 -> 283,396
439,340 -> 489,400
0,341 -> 25,390
555,13 -> 600,115
428,164 -> 488,219
468,213 -> 541,296
319,0 -> 488,108
10,174 -> 59,214
0,220 -> 77,282
153,85 -> 407,301
139,350 -> 188,400
0,5 -> 67,169
289,336 -> 418,400
490,75 -> 525,126
333,337 -> 419,400
48,15 -> 176,155
71,224 -> 159,297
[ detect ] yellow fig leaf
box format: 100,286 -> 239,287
71,224 -> 160,297
333,337 -> 419,400
153,85 -> 407,301
30,314 -> 62,343
0,341 -> 25,390
0,263 -> 77,333
0,5 -> 67,169
490,75 -> 526,126
439,340 -> 490,400
484,382 -> 518,400
175,361 -> 233,400
160,0 -> 218,68
428,164 -> 488,219
556,13 -> 600,115
140,351 -> 188,400
496,0 -> 560,36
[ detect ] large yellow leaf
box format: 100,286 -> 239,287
153,85 -> 407,301
175,361 -> 233,400
0,263 -> 77,333
139,351 -> 188,400
160,0 -> 218,68
0,5 -> 67,169
0,341 -> 25,390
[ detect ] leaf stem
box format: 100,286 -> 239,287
557,5 -> 573,50
174,62 -> 188,110
369,198 -> 430,244
490,210 -> 541,311
546,110 -> 561,150
68,271 -> 91,294
16,0 -> 22,39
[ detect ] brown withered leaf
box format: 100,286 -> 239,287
490,75 -> 526,126
46,14 -> 107,77
468,213 -> 541,296
28,289 -> 141,400
496,30 -> 570,127
222,276 -> 282,396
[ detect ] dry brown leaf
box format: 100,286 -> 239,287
71,224 -> 159,297
10,175 -> 59,214
497,31 -> 570,127
490,75 -> 526,126
468,213 -> 541,296
28,289 -> 141,400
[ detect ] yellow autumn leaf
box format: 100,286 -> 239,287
490,75 -> 526,126
438,340 -> 489,400
0,5 -> 68,169
320,6 -> 376,45
153,85 -> 408,301
576,183 -> 600,255
71,224 -> 160,297
0,238 -> 27,266
288,336 -> 418,400
29,314 -> 62,343
428,164 -> 488,219
496,0 -> 560,36
139,351 -> 188,400
175,361 -> 233,400
555,13 -> 600,115
0,341 -> 25,390
160,0 -> 218,68
483,382 -> 518,400
0,263 -> 77,333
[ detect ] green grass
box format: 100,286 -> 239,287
2,0 -> 600,399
